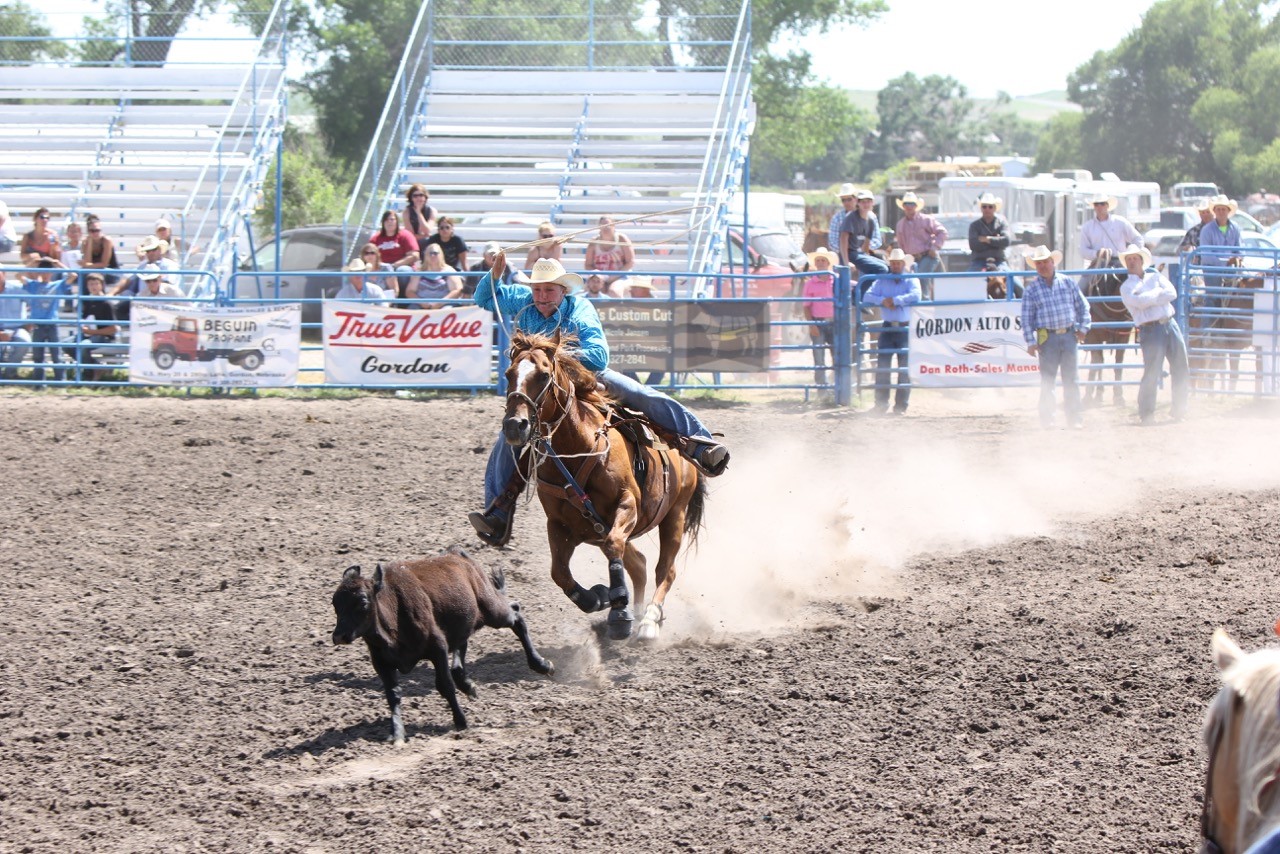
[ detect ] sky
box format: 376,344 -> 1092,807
777,0 -> 1162,99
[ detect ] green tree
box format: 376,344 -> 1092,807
868,73 -> 972,170
0,2 -> 70,62
1033,112 -> 1085,174
255,125 -> 353,234
750,52 -> 869,185
75,0 -> 224,66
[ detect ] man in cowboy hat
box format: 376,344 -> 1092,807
1117,244 -> 1188,425
802,247 -> 839,386
1021,246 -> 1091,429
1080,194 -> 1140,264
1197,195 -> 1243,264
110,233 -> 180,307
967,193 -> 1010,273
829,183 -> 858,257
839,189 -> 889,280
1178,198 -> 1215,254
894,191 -> 947,300
864,248 -> 922,415
468,252 -> 729,547
333,259 -> 393,304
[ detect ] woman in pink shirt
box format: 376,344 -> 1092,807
370,210 -> 419,267
803,247 -> 838,386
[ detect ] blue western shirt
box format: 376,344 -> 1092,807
23,276 -> 72,322
865,275 -> 922,323
1020,273 -> 1091,346
475,271 -> 609,372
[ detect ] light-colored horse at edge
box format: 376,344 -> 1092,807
1202,628 -> 1280,854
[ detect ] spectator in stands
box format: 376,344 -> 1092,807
525,221 -> 562,269
0,270 -> 31,380
1079,194 -> 1141,264
865,248 -> 922,415
110,235 -> 178,315
153,218 -> 180,261
358,243 -> 393,273
62,220 -> 83,271
967,193 -> 1010,275
136,264 -> 182,298
20,208 -> 60,265
829,183 -> 857,261
803,247 -> 838,386
1178,199 -> 1214,254
76,271 -> 120,381
413,246 -> 464,307
80,214 -> 121,289
585,215 -> 634,285
582,274 -> 612,300
334,260 -> 393,305
22,257 -> 74,385
426,217 -> 469,272
403,184 -> 437,249
470,242 -> 514,295
0,200 -> 16,255
370,210 -> 420,268
1021,246 -> 1090,429
839,190 -> 888,281
894,192 -> 947,300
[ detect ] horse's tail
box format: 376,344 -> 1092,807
683,471 -> 708,546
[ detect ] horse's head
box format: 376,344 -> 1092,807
1202,629 -> 1280,854
986,276 -> 1007,300
503,331 -> 564,447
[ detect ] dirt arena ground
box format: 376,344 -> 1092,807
3,388 -> 1280,852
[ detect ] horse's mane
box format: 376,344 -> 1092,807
1205,641 -> 1280,837
510,331 -> 611,408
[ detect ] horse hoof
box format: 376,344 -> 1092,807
607,608 -> 633,640
636,620 -> 661,643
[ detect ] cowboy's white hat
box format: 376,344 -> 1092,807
1118,243 -> 1152,265
139,263 -> 165,280
1088,193 -> 1118,210
343,259 -> 368,273
886,247 -> 908,263
138,234 -> 166,253
976,193 -> 1002,209
855,189 -> 874,201
896,192 -> 923,210
1197,198 -> 1214,212
1026,246 -> 1063,265
1208,194 -> 1238,214
807,247 -> 839,268
529,257 -> 582,290
835,183 -> 858,199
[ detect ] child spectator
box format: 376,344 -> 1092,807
802,247 -> 838,386
22,257 -> 74,384
425,216 -> 468,272
77,271 -> 119,381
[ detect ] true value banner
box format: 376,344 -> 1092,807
129,303 -> 300,387
909,301 -> 1039,387
323,302 -> 493,385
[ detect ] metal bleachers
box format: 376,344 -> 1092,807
0,6 -> 287,293
346,1 -> 754,285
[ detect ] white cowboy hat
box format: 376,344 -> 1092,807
343,259 -> 368,273
855,189 -> 874,201
976,193 -> 1002,209
1208,194 -> 1238,214
886,247 -> 908,263
138,235 -> 166,253
1026,246 -> 1063,265
896,192 -> 923,210
529,257 -> 582,290
807,247 -> 838,268
1118,243 -> 1152,265
616,276 -> 654,296
1197,198 -> 1214,212
835,182 -> 858,199
1088,194 -> 1118,210
139,263 -> 165,280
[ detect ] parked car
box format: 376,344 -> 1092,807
1159,206 -> 1264,234
1166,182 -> 1219,207
236,225 -> 348,323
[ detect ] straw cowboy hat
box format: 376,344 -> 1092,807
342,259 -> 368,273
1118,243 -> 1152,265
138,235 -> 167,253
1197,198 -> 1215,212
807,247 -> 839,268
886,248 -> 908,263
896,192 -> 924,210
976,193 -> 1002,209
139,263 -> 165,280
1026,246 -> 1063,265
1088,193 -> 1118,210
1208,194 -> 1238,214
855,189 -> 874,201
529,257 -> 582,290
835,182 -> 858,199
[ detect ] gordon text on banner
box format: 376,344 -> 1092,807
910,302 -> 1039,386
323,302 -> 493,385
129,304 -> 301,387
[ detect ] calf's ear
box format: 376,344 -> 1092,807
343,565 -> 361,580
372,562 -> 385,593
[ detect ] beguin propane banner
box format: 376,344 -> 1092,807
128,303 -> 301,387
909,302 -> 1039,387
322,302 -> 493,386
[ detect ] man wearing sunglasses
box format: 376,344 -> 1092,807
967,193 -> 1011,274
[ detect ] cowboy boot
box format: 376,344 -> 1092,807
468,462 -> 529,547
682,436 -> 730,477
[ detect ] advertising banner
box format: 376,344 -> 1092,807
909,302 -> 1039,387
129,303 -> 300,387
597,299 -> 771,373
323,302 -> 493,385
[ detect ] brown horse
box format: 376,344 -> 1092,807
1082,248 -> 1132,405
1189,257 -> 1265,392
502,331 -> 706,642
1201,629 -> 1280,854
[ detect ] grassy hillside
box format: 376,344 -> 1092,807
846,89 -> 1079,124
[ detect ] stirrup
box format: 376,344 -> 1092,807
685,437 -> 729,477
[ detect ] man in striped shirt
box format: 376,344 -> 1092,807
1021,247 -> 1091,429
828,183 -> 857,258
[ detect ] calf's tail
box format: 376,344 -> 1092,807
489,563 -> 507,594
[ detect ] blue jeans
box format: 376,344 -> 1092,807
0,328 -> 31,379
913,253 -> 943,300
1137,319 -> 1189,421
30,323 -> 64,382
483,367 -> 712,506
875,326 -> 910,411
1037,331 -> 1081,427
810,321 -> 834,385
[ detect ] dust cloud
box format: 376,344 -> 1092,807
668,404 -> 1280,637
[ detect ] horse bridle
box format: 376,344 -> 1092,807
505,351 -> 573,446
